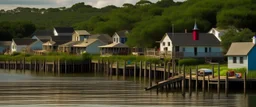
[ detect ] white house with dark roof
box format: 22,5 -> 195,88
53,27 -> 74,36
112,30 -> 129,44
159,23 -> 223,59
208,28 -> 228,41
11,39 -> 43,53
226,36 -> 256,71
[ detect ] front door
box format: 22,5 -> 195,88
194,47 -> 197,56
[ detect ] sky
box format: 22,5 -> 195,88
0,0 -> 184,10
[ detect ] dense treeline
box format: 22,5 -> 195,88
0,0 -> 256,47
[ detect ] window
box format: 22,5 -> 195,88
113,38 -> 115,42
240,57 -> 244,64
233,57 -> 237,63
183,48 -> 185,52
162,42 -> 165,46
168,42 -> 170,46
209,47 -> 212,52
175,46 -> 180,52
205,47 -> 208,53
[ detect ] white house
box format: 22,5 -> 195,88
226,36 -> 256,71
53,27 -> 74,36
11,39 -> 43,53
208,28 -> 227,41
159,23 -> 223,59
72,30 -> 91,41
73,39 -> 107,54
112,30 -> 129,44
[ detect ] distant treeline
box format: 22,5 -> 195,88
0,0 -> 256,47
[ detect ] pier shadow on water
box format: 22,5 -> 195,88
0,69 -> 255,107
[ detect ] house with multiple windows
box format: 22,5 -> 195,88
159,23 -> 223,59
226,36 -> 256,71
112,30 -> 129,44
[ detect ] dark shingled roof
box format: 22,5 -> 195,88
35,36 -> 52,40
90,34 -> 112,44
53,40 -> 70,46
0,41 -> 11,47
166,33 -> 220,46
51,36 -> 72,41
13,39 -> 37,45
33,30 -> 54,36
54,27 -> 74,34
116,30 -> 129,37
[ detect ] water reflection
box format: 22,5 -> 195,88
0,70 -> 254,107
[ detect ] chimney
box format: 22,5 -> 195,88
185,29 -> 187,33
192,21 -> 199,40
252,36 -> 256,44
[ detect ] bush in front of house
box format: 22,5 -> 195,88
178,58 -> 205,66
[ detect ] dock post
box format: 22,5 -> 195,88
212,64 -> 215,78
23,57 -> 25,71
195,66 -> 198,93
217,64 -> 220,97
110,62 -> 113,78
208,75 -> 210,92
94,62 -> 97,73
97,60 -> 100,72
8,60 -> 10,71
139,61 -> 142,81
182,65 -> 186,96
244,71 -> 247,95
202,70 -> 205,92
154,63 -> 156,82
65,60 -> 67,74
29,60 -> 32,71
134,62 -> 137,81
225,72 -> 229,97
123,60 -> 126,80
15,60 -> 17,71
3,60 -> 6,70
149,62 -> 152,87
189,68 -> 192,96
53,61 -> 55,73
34,60 -> 37,72
116,61 -> 119,78
163,61 -> 166,80
144,61 -> 147,85
58,59 -> 60,75
167,62 -> 170,78
43,59 -> 46,72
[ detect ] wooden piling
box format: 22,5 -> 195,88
217,64 -> 220,95
208,75 -> 210,92
73,61 -> 75,73
195,66 -> 198,92
149,62 -> 152,87
212,64 -> 215,78
34,60 -> 37,72
23,57 -> 25,71
116,61 -> 119,77
110,62 -> 113,78
64,60 -> 67,74
53,61 -> 55,73
154,63 -> 156,82
139,61 -> 142,81
189,68 -> 192,96
57,59 -> 60,75
167,62 -> 170,78
144,61 -> 147,80
225,72 -> 229,97
163,62 -> 166,80
202,70 -> 205,92
97,60 -> 100,72
8,60 -> 10,71
15,60 -> 17,71
134,62 -> 137,81
123,60 -> 126,80
182,65 -> 185,96
244,72 -> 247,95
3,60 -> 6,69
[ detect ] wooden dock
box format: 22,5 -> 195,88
145,75 -> 183,90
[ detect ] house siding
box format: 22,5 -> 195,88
29,41 -> 43,50
86,40 -> 106,54
160,34 -> 172,52
112,33 -> 120,43
228,56 -> 248,69
248,46 -> 256,70
182,46 -> 222,57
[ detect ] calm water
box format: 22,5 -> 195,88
0,70 -> 254,107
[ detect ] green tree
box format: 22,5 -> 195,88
221,27 -> 255,53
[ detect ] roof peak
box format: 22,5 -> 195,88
193,21 -> 199,30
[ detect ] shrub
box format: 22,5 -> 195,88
11,52 -> 21,56
178,58 -> 205,66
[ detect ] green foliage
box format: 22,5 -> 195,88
178,58 -> 205,66
221,27 -> 254,52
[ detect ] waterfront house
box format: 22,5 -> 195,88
11,39 -> 43,53
32,30 -> 53,42
0,41 -> 11,54
72,30 -> 91,41
99,42 -> 129,55
73,39 -> 107,54
43,36 -> 72,52
158,23 -> 223,60
112,30 -> 129,44
226,36 -> 256,70
208,28 -> 227,41
53,27 -> 74,36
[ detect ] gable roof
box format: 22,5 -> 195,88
0,41 -> 11,47
54,27 -> 74,34
165,33 -> 220,46
33,30 -> 54,36
99,42 -> 129,48
116,30 -> 129,37
13,39 -> 37,45
75,30 -> 90,36
59,41 -> 82,47
73,39 -> 106,48
226,42 -> 255,56
90,34 -> 112,44
51,36 -> 72,41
